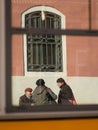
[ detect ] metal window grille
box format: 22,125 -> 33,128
25,11 -> 63,72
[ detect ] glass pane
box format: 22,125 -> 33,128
26,35 -> 62,72
11,35 -> 98,107
11,0 -> 97,30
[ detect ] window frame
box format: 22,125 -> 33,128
22,6 -> 67,76
25,11 -> 63,72
1,0 -> 98,119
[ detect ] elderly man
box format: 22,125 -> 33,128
19,88 -> 35,107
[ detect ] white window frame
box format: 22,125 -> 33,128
22,6 -> 67,77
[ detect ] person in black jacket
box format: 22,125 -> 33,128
19,88 -> 35,107
57,78 -> 76,105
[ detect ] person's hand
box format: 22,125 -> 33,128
31,103 -> 35,106
68,99 -> 77,105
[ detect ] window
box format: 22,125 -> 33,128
25,11 -> 63,72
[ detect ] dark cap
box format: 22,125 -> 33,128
25,88 -> 33,92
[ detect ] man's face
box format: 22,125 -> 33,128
25,91 -> 32,97
57,82 -> 63,88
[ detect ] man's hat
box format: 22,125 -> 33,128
25,88 -> 33,92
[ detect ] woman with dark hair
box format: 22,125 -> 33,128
36,79 -> 45,86
56,78 -> 77,105
33,79 -> 57,105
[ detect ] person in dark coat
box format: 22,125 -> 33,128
32,79 -> 57,105
56,78 -> 76,105
19,88 -> 35,107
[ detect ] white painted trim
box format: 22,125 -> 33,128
22,6 -> 66,76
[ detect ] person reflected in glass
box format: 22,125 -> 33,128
19,88 -> 35,107
33,79 -> 57,105
56,78 -> 77,105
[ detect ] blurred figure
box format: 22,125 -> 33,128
19,88 -> 35,107
33,79 -> 57,105
57,78 -> 77,105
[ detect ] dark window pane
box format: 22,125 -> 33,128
25,11 -> 62,72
